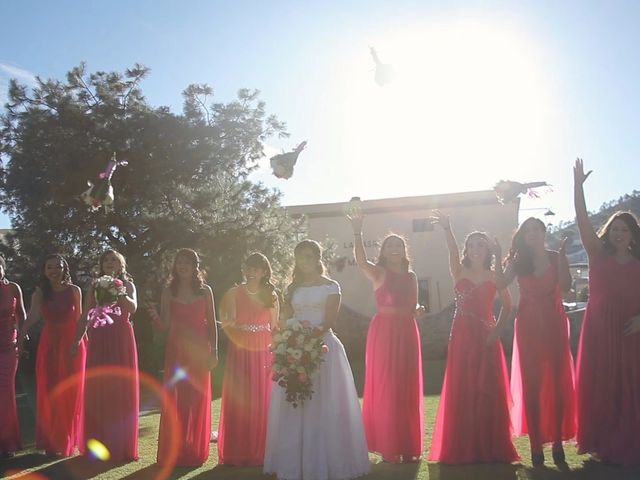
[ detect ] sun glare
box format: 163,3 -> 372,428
337,18 -> 556,198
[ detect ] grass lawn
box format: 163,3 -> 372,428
3,392 -> 640,480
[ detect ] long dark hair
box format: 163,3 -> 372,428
245,252 -> 277,308
169,248 -> 206,296
285,240 -> 326,305
375,234 -> 410,272
461,231 -> 493,270
506,217 -> 546,276
99,249 -> 133,282
598,211 -> 640,259
39,253 -> 72,301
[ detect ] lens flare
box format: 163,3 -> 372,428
86,438 -> 110,461
169,366 -> 188,386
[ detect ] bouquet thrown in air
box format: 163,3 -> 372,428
271,320 -> 328,407
493,180 -> 549,205
88,275 -> 127,328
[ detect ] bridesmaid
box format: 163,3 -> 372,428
18,254 -> 86,456
218,252 -> 278,465
348,210 -> 423,463
428,213 -> 518,464
156,248 -> 217,466
0,256 -> 26,457
75,249 -> 139,461
573,158 -> 640,466
496,217 -> 576,466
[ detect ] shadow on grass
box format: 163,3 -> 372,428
515,459 -> 640,480
1,454 -> 132,479
428,462 -> 518,480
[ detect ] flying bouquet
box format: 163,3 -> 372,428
493,180 -> 549,205
270,319 -> 328,407
270,141 -> 307,179
88,275 -> 126,328
80,153 -> 128,213
370,46 -> 395,86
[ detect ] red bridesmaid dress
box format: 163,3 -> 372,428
510,251 -> 576,447
157,296 -> 212,466
36,286 -> 86,456
218,286 -> 273,465
429,279 -> 518,464
576,254 -> 640,466
362,270 -> 423,462
0,284 -> 21,454
83,303 -> 139,461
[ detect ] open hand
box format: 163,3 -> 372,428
573,158 -> 592,186
429,210 -> 451,230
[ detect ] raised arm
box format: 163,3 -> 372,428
432,211 -> 462,278
573,158 -> 602,258
348,210 -> 384,286
493,238 -> 516,290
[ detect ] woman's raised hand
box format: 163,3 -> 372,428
574,158 -> 592,186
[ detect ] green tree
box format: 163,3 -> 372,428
0,63 -> 302,300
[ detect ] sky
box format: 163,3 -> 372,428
1,0 -> 639,229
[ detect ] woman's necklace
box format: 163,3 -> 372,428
246,285 -> 260,296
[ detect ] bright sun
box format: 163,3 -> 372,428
335,18 -> 556,198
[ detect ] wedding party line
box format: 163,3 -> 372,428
1,158 -> 639,480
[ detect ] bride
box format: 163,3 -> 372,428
264,240 -> 371,480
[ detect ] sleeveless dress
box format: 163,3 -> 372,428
83,294 -> 139,461
264,282 -> 371,480
429,279 -> 518,464
362,269 -> 423,461
576,254 -> 640,466
218,287 -> 272,465
0,284 -> 21,454
157,296 -> 212,466
510,251 -> 576,447
36,286 -> 87,456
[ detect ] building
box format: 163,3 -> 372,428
287,190 -> 520,317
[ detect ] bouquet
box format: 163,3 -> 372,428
270,320 -> 328,407
88,275 -> 127,328
493,180 -> 549,205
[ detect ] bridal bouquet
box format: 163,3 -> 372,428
270,320 -> 328,407
88,275 -> 127,328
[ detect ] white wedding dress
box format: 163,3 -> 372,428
264,282 -> 371,480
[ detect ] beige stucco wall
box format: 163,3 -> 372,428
287,190 -> 519,318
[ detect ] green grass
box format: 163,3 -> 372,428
3,360 -> 637,479
3,394 -> 640,480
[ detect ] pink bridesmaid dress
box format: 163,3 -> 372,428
510,252 -> 576,447
576,254 -> 640,466
83,301 -> 139,461
218,287 -> 272,465
157,296 -> 212,466
362,270 -> 423,462
0,284 -> 21,455
36,286 -> 86,456
429,279 -> 518,464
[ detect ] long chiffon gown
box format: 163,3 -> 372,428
0,284 -> 21,454
362,269 -> 423,462
510,251 -> 576,447
83,301 -> 139,461
218,287 -> 272,465
576,253 -> 640,466
36,286 -> 86,456
264,282 -> 371,480
157,296 -> 212,466
429,279 -> 518,464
